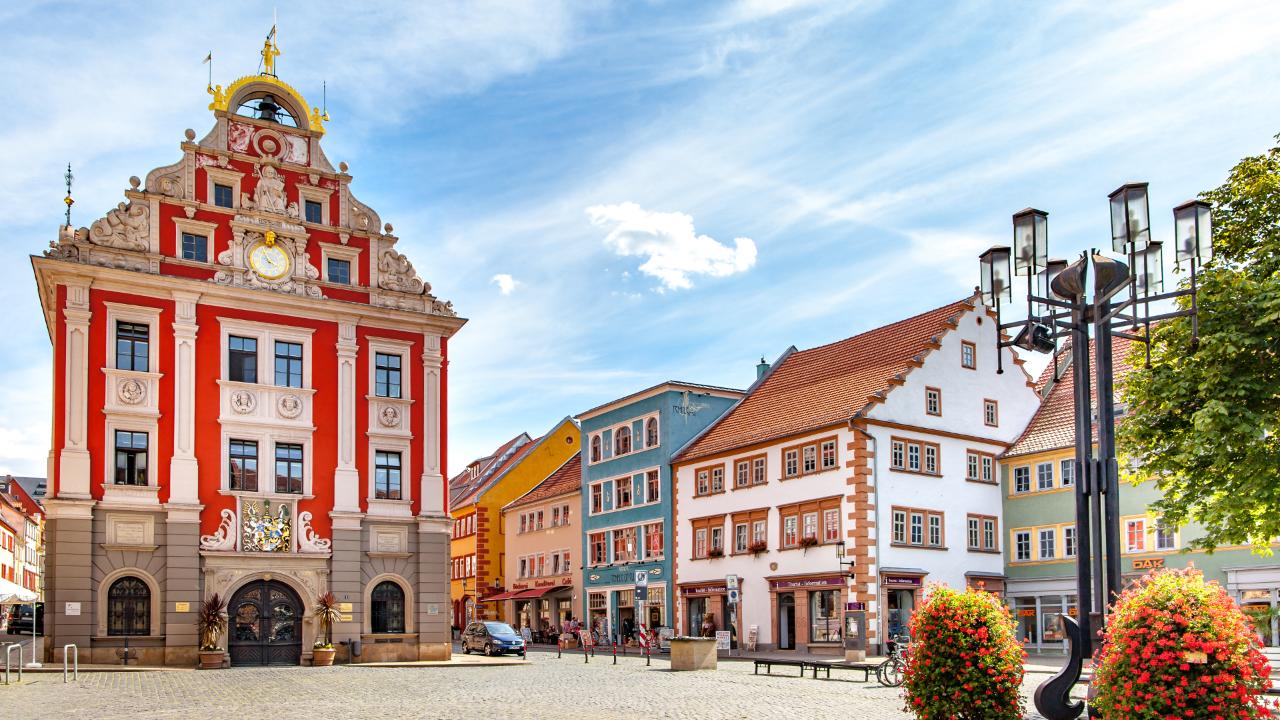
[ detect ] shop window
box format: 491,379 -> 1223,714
809,590 -> 839,643
374,451 -> 401,500
106,576 -> 151,636
274,443 -> 304,494
1036,462 -> 1054,491
1013,466 -> 1031,493
274,341 -> 303,388
115,322 -> 150,372
925,387 -> 942,416
228,335 -> 258,383
371,581 -> 405,634
326,257 -> 351,285
229,439 -> 259,491
181,232 -> 208,262
374,352 -> 402,398
961,340 -> 976,369
113,430 -> 149,486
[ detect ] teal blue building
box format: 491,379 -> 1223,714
577,382 -> 742,643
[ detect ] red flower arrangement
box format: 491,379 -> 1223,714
1091,567 -> 1274,719
902,585 -> 1026,720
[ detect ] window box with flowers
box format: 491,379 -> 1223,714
799,536 -> 820,552
748,540 -> 769,556
707,547 -> 724,559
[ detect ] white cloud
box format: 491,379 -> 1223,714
490,273 -> 519,295
586,202 -> 757,291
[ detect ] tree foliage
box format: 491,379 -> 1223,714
1119,134 -> 1280,550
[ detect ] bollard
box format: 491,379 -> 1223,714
583,638 -> 589,664
63,644 -> 79,683
646,642 -> 651,667
612,642 -> 617,665
556,637 -> 562,660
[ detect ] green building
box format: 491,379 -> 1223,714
1000,339 -> 1279,653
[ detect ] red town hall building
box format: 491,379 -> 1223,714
31,57 -> 464,666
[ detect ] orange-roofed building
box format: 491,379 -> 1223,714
449,417 -> 579,628
672,294 -> 1040,656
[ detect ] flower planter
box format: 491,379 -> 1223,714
312,647 -> 336,667
198,650 -> 224,670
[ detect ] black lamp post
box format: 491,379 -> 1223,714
978,184 -> 1211,720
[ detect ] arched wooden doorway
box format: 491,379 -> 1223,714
228,579 -> 303,666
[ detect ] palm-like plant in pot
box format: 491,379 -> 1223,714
312,591 -> 342,666
197,593 -> 228,669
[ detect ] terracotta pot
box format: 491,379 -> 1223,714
199,650 -> 224,669
312,647 -> 336,667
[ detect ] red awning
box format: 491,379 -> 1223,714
513,585 -> 569,599
481,590 -> 523,603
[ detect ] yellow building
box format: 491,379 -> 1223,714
448,417 -> 579,628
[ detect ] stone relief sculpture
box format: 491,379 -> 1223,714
144,157 -> 185,199
88,202 -> 150,251
199,509 -> 238,551
297,512 -> 332,553
377,247 -> 426,294
241,500 -> 291,553
118,378 -> 147,405
253,164 -> 287,214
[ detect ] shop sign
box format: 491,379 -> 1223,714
1018,609 -> 1036,617
1133,558 -> 1165,570
768,576 -> 844,590
883,575 -> 923,588
683,584 -> 728,596
846,601 -> 866,611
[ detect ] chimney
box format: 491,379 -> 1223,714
756,357 -> 770,380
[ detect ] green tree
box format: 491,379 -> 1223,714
1118,135 -> 1280,551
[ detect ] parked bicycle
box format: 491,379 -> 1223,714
876,634 -> 910,687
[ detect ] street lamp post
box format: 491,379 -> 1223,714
978,184 -> 1211,720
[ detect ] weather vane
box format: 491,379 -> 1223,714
63,163 -> 74,228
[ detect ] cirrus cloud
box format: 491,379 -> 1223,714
586,201 -> 757,291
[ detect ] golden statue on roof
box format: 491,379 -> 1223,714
261,26 -> 281,76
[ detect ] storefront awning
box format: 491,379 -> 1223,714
481,590 -> 523,603
514,585 -> 569,599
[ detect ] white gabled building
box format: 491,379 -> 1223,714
671,295 -> 1039,655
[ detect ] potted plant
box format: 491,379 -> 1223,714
197,593 -> 228,669
799,536 -> 820,551
748,540 -> 769,556
312,591 -> 341,667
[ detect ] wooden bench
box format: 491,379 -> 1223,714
753,658 -> 808,676
805,660 -> 876,682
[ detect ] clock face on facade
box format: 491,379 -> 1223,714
249,242 -> 291,280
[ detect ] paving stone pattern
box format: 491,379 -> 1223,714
5,650 -> 1057,720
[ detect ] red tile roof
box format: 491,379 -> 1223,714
1003,336 -> 1136,459
448,433 -> 533,509
505,453 -> 581,511
676,297 -> 977,463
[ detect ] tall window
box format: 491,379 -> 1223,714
326,257 -> 351,285
113,430 -> 148,486
589,532 -> 607,565
710,526 -> 723,553
375,451 -> 402,500
961,340 -> 976,369
802,445 -> 817,474
229,439 -> 258,491
304,200 -> 323,224
928,515 -> 942,546
822,508 -> 840,543
375,352 -> 402,398
1154,521 -> 1177,551
213,183 -> 233,208
966,452 -> 980,481
1039,528 -> 1056,559
1060,459 -> 1075,487
892,510 -> 906,544
645,418 -> 658,447
752,456 -> 766,485
710,466 -> 724,494
735,459 -> 750,488
645,470 -> 660,503
1126,519 -> 1147,553
590,436 -> 601,463
274,341 -> 303,387
925,387 -> 942,416
695,468 -> 710,496
782,515 -> 798,548
181,232 -> 208,262
1036,462 -> 1054,491
228,336 -> 258,383
923,445 -> 938,475
615,426 -> 632,455
644,522 -> 664,559
107,576 -> 150,636
784,449 -> 799,478
1013,466 -> 1031,493
734,523 -> 749,553
752,520 -> 766,545
694,528 -> 708,559
615,478 -> 632,508
115,322 -> 149,372
275,443 -> 303,494
590,484 -> 603,514
802,512 -> 818,540
968,516 -> 980,549
984,399 -> 999,427
820,440 -> 837,470
810,590 -> 839,642
983,518 -> 997,551
1015,531 -> 1032,561
1064,526 -> 1077,557
370,581 -> 405,634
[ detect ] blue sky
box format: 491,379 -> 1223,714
2,1 -> 1278,476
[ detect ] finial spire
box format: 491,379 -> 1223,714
63,163 -> 74,228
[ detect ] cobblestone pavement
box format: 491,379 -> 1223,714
3,650 -> 1058,720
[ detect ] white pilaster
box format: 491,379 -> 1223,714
168,291 -> 201,505
419,333 -> 444,516
333,319 -> 361,512
58,281 -> 92,499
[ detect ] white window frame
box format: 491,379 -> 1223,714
105,303 -> 163,374
367,338 -> 414,402
319,242 -> 361,285
1013,466 -> 1031,494
1064,525 -> 1077,558
1014,531 -> 1032,561
1038,528 -> 1056,559
205,165 -> 244,210
218,318 -> 315,388
367,438 -> 413,516
219,428 -> 315,499
171,217 -> 219,263
1060,458 -> 1075,487
296,183 -> 333,228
